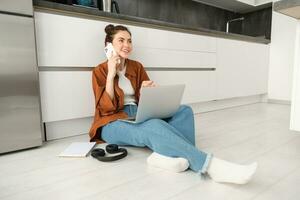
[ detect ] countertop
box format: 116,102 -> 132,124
274,0 -> 300,19
33,0 -> 271,44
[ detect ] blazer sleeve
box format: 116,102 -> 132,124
92,68 -> 118,116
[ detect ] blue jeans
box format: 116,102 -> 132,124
101,104 -> 212,173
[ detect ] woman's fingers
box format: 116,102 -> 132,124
107,54 -> 121,78
111,54 -> 120,63
142,81 -> 151,86
142,80 -> 155,87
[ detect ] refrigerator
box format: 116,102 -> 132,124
0,0 -> 42,154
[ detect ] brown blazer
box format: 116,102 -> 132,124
89,59 -> 150,142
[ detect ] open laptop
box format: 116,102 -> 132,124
119,84 -> 185,123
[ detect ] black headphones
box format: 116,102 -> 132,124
91,144 -> 127,162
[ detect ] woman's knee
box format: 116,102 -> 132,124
144,119 -> 177,137
101,121 -> 132,143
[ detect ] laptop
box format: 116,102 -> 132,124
119,84 -> 185,123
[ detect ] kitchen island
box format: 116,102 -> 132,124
33,0 -> 270,44
33,0 -> 270,140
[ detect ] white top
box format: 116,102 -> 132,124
117,66 -> 136,105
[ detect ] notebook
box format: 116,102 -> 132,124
59,142 -> 96,157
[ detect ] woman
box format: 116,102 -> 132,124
89,24 -> 257,184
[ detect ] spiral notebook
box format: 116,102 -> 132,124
59,142 -> 96,157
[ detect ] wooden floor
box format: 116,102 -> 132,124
1,103 -> 300,200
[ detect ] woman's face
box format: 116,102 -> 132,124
111,30 -> 132,59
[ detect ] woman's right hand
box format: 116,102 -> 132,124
107,54 -> 120,80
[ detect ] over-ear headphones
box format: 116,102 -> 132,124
91,144 -> 127,162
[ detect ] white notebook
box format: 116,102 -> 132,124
59,142 -> 96,157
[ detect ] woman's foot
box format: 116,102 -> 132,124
207,157 -> 257,184
147,152 -> 189,173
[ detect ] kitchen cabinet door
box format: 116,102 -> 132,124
216,38 -> 269,99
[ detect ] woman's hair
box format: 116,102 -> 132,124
104,24 -> 131,45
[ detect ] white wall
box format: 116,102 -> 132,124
268,11 -> 298,101
290,22 -> 300,131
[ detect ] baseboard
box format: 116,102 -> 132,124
267,99 -> 291,105
45,117 -> 93,141
45,94 -> 266,140
189,94 -> 265,114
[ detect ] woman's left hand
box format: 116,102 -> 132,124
141,80 -> 156,88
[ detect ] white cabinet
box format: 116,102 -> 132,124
39,70 -> 216,122
35,11 -> 269,126
34,12 -> 105,67
39,71 -> 94,122
35,12 -> 218,123
34,12 -> 217,69
148,71 -> 216,104
129,25 -> 217,68
216,38 -> 269,99
131,47 -> 216,69
131,25 -> 216,52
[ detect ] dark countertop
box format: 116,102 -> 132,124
33,0 -> 270,44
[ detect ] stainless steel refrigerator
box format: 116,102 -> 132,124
0,0 -> 42,153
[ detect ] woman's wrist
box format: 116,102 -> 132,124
107,74 -> 115,81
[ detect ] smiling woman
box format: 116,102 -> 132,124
88,24 -> 258,185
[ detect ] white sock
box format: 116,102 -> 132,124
207,157 -> 257,184
147,152 -> 189,173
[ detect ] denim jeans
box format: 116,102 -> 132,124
101,104 -> 212,173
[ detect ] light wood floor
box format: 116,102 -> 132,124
1,103 -> 300,200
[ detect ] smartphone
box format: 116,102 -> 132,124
104,43 -> 116,59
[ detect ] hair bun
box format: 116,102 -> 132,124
105,24 -> 114,34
